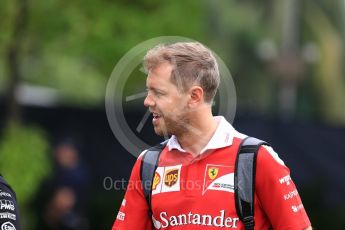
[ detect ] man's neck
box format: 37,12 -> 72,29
176,114 -> 218,157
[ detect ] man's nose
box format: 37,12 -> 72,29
144,93 -> 154,107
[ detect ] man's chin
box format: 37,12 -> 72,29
153,127 -> 169,137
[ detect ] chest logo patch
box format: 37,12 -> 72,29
152,165 -> 182,195
208,167 -> 219,180
203,164 -> 234,195
164,169 -> 179,187
152,172 -> 161,190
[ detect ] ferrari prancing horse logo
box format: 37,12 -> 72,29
208,167 -> 219,180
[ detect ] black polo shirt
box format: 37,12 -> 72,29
0,176 -> 21,230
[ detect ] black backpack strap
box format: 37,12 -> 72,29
234,136 -> 269,230
140,140 -> 168,216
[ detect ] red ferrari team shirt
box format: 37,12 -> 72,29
112,117 -> 311,230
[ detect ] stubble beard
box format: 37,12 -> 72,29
154,112 -> 190,138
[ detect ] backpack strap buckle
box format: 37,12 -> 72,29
242,216 -> 255,230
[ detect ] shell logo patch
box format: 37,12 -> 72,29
152,172 -> 161,190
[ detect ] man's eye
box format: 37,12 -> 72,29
154,91 -> 163,96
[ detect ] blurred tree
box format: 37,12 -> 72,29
304,0 -> 345,124
206,0 -> 272,113
206,0 -> 345,124
0,0 -> 207,107
2,0 -> 28,123
1,0 -> 344,124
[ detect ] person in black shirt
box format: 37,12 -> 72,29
0,175 -> 21,230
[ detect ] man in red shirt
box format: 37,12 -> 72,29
112,42 -> 312,230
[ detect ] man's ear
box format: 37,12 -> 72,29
188,86 -> 204,107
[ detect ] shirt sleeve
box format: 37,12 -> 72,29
0,176 -> 21,230
112,157 -> 153,230
255,146 -> 311,230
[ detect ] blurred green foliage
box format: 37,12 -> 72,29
1,0 -> 344,122
0,0 -> 206,106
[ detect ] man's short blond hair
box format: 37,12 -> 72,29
143,42 -> 220,103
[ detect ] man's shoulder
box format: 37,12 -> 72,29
138,149 -> 149,159
138,140 -> 169,159
257,145 -> 286,166
0,176 -> 16,196
233,135 -> 285,166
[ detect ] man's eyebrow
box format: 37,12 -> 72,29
146,87 -> 165,93
146,86 -> 160,90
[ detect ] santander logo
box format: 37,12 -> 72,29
152,210 -> 239,229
